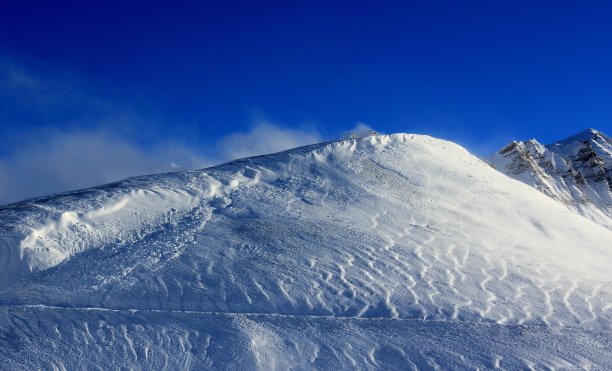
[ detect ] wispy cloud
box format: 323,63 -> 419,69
0,56 -> 206,204
0,56 -> 112,124
0,130 -> 209,204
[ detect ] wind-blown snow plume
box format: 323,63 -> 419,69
218,122 -> 322,160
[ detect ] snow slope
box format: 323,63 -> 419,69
490,128 -> 612,229
1,134 -> 611,369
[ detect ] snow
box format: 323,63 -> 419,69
490,129 -> 612,230
1,133 -> 611,369
552,128 -> 608,146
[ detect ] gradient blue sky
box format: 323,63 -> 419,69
1,0 -> 611,203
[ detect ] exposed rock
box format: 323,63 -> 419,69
491,129 -> 612,228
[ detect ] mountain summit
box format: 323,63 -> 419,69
1,134 -> 611,369
491,128 -> 612,229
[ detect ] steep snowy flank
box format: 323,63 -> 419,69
1,134 -> 611,369
490,128 -> 612,229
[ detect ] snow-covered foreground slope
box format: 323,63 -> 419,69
1,134 -> 611,369
491,128 -> 612,229
2,307 -> 609,370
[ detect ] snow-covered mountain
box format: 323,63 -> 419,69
490,128 -> 612,229
1,134 -> 611,369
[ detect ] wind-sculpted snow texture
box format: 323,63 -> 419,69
1,134 -> 611,369
491,128 -> 612,230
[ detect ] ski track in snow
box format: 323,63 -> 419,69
0,133 -> 611,369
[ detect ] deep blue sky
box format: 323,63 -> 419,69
1,1 -> 611,203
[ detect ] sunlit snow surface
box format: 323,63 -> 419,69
1,134 -> 611,369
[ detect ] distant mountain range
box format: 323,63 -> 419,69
491,128 -> 612,229
1,131 -> 610,369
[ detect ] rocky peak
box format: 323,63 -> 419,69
491,129 -> 612,229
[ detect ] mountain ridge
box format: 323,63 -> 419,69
490,128 -> 612,229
